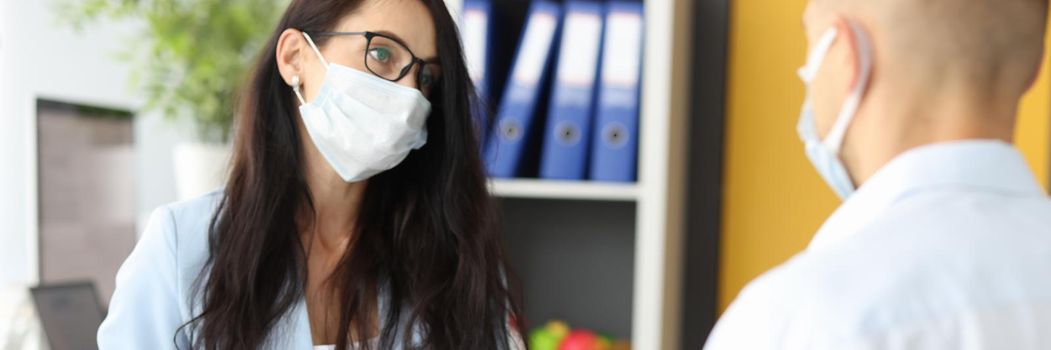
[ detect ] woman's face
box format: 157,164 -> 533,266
278,0 -> 440,103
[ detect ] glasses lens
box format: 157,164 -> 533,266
418,63 -> 442,95
366,35 -> 413,81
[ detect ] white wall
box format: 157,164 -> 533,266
0,1 -> 185,288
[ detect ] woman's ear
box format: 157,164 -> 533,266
276,28 -> 305,87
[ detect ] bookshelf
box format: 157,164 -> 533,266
447,0 -> 696,348
489,179 -> 638,202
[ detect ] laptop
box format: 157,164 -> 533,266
30,281 -> 104,350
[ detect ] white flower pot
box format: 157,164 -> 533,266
173,142 -> 231,200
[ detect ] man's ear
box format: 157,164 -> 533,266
276,28 -> 305,87
831,17 -> 862,90
1024,44 -> 1046,93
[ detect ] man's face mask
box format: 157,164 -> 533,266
796,21 -> 873,199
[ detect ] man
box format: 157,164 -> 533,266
706,0 -> 1051,349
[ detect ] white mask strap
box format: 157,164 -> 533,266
293,32 -> 329,106
294,90 -> 306,105
292,75 -> 306,105
301,32 -> 330,67
824,21 -> 873,152
799,27 -> 839,83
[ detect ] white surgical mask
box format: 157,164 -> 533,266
293,32 -> 431,183
797,22 -> 873,199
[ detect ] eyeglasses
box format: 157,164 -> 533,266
311,31 -> 442,95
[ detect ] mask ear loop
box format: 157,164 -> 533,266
291,75 -> 306,105
801,27 -> 840,84
823,21 -> 873,152
291,31 -> 330,106
796,27 -> 840,141
301,32 -> 330,67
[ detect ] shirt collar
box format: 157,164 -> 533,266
808,140 -> 1045,252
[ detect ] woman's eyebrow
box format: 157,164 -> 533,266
374,30 -> 439,62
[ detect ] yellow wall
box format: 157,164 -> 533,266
1018,52 -> 1051,184
719,1 -> 1051,312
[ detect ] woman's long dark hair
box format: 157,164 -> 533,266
181,0 -> 523,348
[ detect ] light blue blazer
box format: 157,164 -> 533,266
96,190 -> 413,349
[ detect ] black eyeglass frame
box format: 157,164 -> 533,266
311,31 -> 441,90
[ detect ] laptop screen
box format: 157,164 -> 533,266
30,282 -> 104,350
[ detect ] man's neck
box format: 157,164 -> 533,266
844,89 -> 1018,187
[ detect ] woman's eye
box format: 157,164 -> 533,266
420,66 -> 441,89
420,71 -> 434,87
369,47 -> 392,62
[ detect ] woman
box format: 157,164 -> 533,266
97,0 -> 523,349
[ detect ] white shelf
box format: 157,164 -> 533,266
489,179 -> 638,202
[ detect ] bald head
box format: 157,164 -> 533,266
812,0 -> 1047,97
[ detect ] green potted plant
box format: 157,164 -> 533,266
61,0 -> 286,199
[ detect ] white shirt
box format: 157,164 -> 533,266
705,141 -> 1051,350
